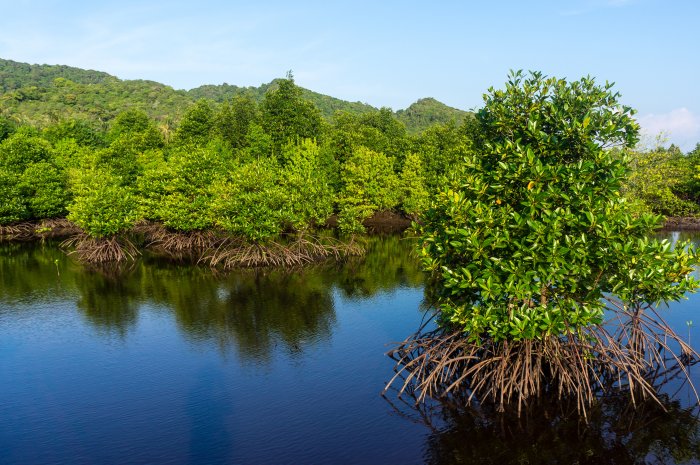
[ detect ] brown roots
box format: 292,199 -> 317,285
135,222 -> 220,260
0,222 -> 36,240
34,218 -> 82,239
385,301 -> 698,419
61,234 -> 140,264
1,219 -> 81,241
201,235 -> 365,269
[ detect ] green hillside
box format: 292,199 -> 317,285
188,79 -> 377,119
0,58 -> 468,131
396,97 -> 470,133
0,58 -> 114,91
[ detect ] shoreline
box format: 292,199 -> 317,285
660,217 -> 700,231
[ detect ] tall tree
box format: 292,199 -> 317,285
174,99 -> 215,145
260,73 -> 322,156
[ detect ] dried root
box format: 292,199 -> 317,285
385,301 -> 699,418
61,234 -> 139,263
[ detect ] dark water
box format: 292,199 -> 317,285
1,233 -> 700,464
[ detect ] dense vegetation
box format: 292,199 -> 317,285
2,58 -> 700,269
0,63 -> 474,265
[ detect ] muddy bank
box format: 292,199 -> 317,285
661,217 -> 700,231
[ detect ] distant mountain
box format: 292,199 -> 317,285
0,58 -> 115,91
0,58 -> 468,131
396,98 -> 470,134
187,80 -> 377,119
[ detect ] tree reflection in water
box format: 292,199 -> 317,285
384,384 -> 700,464
0,235 -> 424,363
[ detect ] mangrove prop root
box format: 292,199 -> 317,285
1,219 -> 81,241
384,302 -> 699,418
137,223 -> 220,258
200,235 -> 365,269
35,219 -> 82,238
0,222 -> 38,240
61,234 -> 140,263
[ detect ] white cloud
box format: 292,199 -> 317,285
638,108 -> 700,152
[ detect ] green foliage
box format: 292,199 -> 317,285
400,152 -> 429,217
67,166 -> 139,238
174,99 -> 215,145
623,145 -> 698,216
19,161 -> 70,219
418,71 -> 699,342
209,158 -> 286,242
0,115 -> 16,142
0,130 -> 69,223
241,123 -> 273,160
1,57 -> 476,152
94,139 -> 139,186
138,144 -> 228,232
412,121 -> 472,192
665,143 -> 700,209
109,109 -> 152,139
0,167 -> 28,224
395,97 -> 470,134
279,139 -> 335,230
215,95 -> 259,149
1,58 -> 114,92
51,138 -> 94,170
260,75 -> 322,154
43,119 -> 106,147
0,129 -> 52,171
187,77 -> 376,120
327,108 -> 411,170
338,147 -> 400,233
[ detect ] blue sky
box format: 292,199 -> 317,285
1,0 -> 699,149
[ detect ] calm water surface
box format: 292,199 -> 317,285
1,233 -> 700,464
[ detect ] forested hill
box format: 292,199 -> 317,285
396,98 -> 469,132
0,58 -> 467,132
0,58 -> 114,90
188,80 -> 378,121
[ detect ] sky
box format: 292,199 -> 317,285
1,0 -> 699,150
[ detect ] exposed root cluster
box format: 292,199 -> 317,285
0,222 -> 38,240
61,234 -> 139,263
136,222 -> 219,259
202,235 -> 364,269
19,220 -> 366,268
385,301 -> 698,418
34,219 -> 82,238
1,219 -> 81,241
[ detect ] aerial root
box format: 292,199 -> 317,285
0,221 -> 38,240
61,234 -> 139,263
385,302 -> 699,418
1,219 -> 81,240
200,234 -> 365,269
137,223 -> 220,259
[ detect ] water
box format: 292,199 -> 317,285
0,233 -> 699,464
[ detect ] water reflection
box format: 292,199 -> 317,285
384,391 -> 700,464
0,235 -> 423,363
3,232 -> 698,463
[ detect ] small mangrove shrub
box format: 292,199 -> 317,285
387,71 -> 700,414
